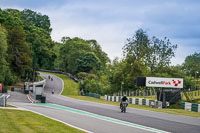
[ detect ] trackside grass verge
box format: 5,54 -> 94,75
40,72 -> 200,118
0,109 -> 85,133
6,104 -> 17,108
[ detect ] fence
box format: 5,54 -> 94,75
113,88 -> 200,97
113,89 -> 156,97
104,95 -> 162,108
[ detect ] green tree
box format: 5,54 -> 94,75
20,9 -> 52,34
183,52 -> 200,77
123,29 -> 177,74
7,26 -> 32,77
59,37 -> 92,74
76,52 -> 101,73
19,9 -> 55,70
0,25 -> 7,82
88,40 -> 110,69
0,8 -> 23,29
0,25 -> 13,85
147,37 -> 177,72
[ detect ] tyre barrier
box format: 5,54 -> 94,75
86,92 -> 100,99
181,102 -> 200,112
104,95 -> 163,109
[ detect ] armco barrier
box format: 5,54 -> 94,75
104,95 -> 162,109
181,102 -> 200,112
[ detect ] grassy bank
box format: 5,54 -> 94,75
0,109 -> 85,133
40,72 -> 200,118
41,72 -> 79,96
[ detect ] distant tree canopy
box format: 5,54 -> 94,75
0,8 -> 109,86
183,53 -> 200,77
0,8 -> 198,94
76,52 -> 101,73
108,29 -> 179,92
0,8 -> 55,84
123,29 -> 177,73
58,37 -> 109,75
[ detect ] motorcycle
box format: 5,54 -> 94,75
121,102 -> 127,113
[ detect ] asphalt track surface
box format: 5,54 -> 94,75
7,73 -> 200,133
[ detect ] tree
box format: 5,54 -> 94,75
20,9 -> 52,34
19,9 -> 55,70
59,37 -> 92,74
147,37 -> 177,72
0,25 -> 16,85
88,40 -> 110,69
7,26 -> 32,77
0,8 -> 23,29
123,29 -> 177,73
183,52 -> 200,77
0,8 -> 55,81
123,29 -> 150,61
76,52 -> 101,73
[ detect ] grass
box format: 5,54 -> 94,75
40,72 -> 200,118
0,109 -> 85,133
38,76 -> 44,81
6,104 -> 17,108
41,72 -> 79,96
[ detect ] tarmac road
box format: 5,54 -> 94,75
7,73 -> 200,133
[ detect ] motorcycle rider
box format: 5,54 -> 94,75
120,95 -> 128,109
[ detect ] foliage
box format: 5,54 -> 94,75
0,8 -> 56,84
123,29 -> 177,73
76,52 -> 101,73
0,7 -> 198,95
7,26 -> 32,77
0,24 -> 15,85
183,52 -> 200,77
108,29 -> 177,93
59,37 -> 109,75
59,37 -> 92,74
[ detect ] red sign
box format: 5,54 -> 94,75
0,83 -> 2,91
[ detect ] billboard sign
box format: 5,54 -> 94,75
146,77 -> 183,88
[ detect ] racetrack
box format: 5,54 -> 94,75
7,73 -> 200,133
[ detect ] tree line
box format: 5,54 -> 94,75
0,8 -> 199,95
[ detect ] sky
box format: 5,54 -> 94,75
1,0 -> 200,65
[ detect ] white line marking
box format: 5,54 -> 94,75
37,103 -> 170,133
27,94 -> 33,103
